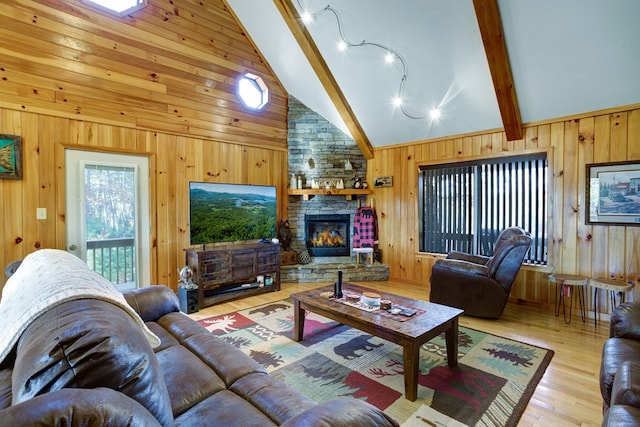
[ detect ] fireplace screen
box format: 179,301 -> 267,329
305,214 -> 350,257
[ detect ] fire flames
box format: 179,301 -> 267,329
311,229 -> 344,247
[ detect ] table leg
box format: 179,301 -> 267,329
293,299 -> 305,342
577,285 -> 586,323
445,317 -> 459,368
402,341 -> 420,402
561,284 -> 573,324
610,290 -> 621,310
557,283 -> 573,323
593,287 -> 599,328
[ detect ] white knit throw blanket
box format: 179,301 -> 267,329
0,249 -> 160,364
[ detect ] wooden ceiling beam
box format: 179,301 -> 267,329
273,0 -> 374,159
473,0 -> 523,141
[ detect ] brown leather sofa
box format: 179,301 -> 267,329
429,226 -> 533,319
0,285 -> 398,426
600,302 -> 640,426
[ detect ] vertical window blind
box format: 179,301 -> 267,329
419,154 -> 547,265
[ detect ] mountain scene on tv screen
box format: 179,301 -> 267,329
190,188 -> 276,244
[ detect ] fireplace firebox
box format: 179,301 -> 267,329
305,214 -> 351,257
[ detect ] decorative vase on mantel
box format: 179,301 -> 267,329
298,249 -> 311,265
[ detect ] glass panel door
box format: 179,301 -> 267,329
65,150 -> 150,291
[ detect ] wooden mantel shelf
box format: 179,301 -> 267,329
288,188 -> 372,200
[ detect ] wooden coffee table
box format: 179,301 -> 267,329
290,283 -> 464,401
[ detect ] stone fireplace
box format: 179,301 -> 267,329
286,196 -> 356,263
305,214 -> 351,257
280,96 -> 389,282
280,194 -> 389,283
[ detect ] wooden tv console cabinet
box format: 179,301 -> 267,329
185,243 -> 281,309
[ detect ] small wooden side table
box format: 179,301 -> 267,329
589,277 -> 633,327
548,274 -> 589,324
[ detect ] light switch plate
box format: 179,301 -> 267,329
36,208 -> 47,220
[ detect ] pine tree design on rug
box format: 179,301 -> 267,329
199,300 -> 553,426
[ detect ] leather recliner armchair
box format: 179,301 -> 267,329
429,227 -> 533,319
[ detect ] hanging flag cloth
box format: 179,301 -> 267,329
353,206 -> 378,248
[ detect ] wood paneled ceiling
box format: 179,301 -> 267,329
226,0 -> 640,153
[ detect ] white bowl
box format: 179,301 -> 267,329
361,292 -> 381,307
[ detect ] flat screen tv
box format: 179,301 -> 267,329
189,182 -> 277,246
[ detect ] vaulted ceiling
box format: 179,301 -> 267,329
226,0 -> 640,156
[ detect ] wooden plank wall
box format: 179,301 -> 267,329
368,106 -> 640,314
0,0 -> 637,317
0,0 -> 289,291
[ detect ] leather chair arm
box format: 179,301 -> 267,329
610,303 -> 640,340
603,405 -> 640,426
280,398 -> 399,427
611,361 -> 640,409
124,285 -> 180,322
446,251 -> 491,265
433,259 -> 491,277
0,388 -> 162,427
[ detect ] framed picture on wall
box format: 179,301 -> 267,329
586,160 -> 640,225
0,134 -> 22,180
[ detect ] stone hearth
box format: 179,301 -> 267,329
281,261 -> 389,283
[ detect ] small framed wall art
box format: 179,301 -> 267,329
0,134 -> 22,180
586,160 -> 640,225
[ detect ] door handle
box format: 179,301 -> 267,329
68,244 -> 77,251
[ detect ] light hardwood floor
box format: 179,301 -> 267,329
189,280 -> 608,427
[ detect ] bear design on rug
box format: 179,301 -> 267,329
249,303 -> 289,316
334,334 -> 383,360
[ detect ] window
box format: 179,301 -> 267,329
81,0 -> 147,17
418,153 -> 548,265
237,73 -> 269,111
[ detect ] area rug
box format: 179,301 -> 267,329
198,299 -> 553,426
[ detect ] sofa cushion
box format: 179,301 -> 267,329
155,344 -> 227,417
175,390 -> 278,427
183,332 -> 267,385
280,397 -> 400,427
230,372 -> 317,423
12,298 -> 173,427
147,321 -> 181,352
157,310 -> 213,341
157,312 -> 268,385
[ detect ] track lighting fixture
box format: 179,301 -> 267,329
298,1 -> 441,121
